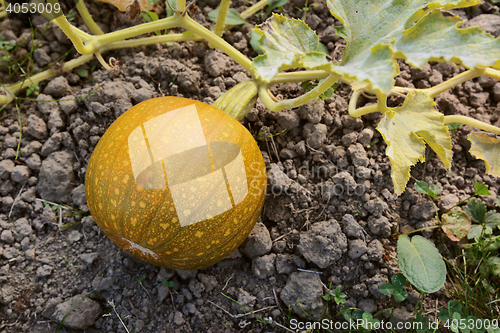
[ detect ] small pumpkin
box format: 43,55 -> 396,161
85,97 -> 267,270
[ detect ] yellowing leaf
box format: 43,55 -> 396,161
468,133 -> 500,177
394,11 -> 500,69
377,92 -> 452,194
97,0 -> 158,12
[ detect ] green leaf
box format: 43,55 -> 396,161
77,69 -> 89,78
474,180 -> 491,196
441,210 -> 471,242
252,14 -> 328,82
446,122 -> 464,132
397,235 -> 446,293
438,309 -> 450,322
267,0 -> 289,16
415,181 -> 429,194
485,210 -> 500,230
464,198 -> 487,224
391,273 -> 406,289
394,11 -> 500,70
468,224 -> 484,240
250,31 -> 264,55
142,10 -> 159,22
324,0 -> 480,94
447,300 -> 462,315
208,8 -> 247,26
166,0 -> 177,17
379,283 -> 395,295
394,288 -> 408,301
377,92 -> 452,194
486,257 -> 500,277
468,133 -> 500,178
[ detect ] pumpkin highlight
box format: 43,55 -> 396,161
85,97 -> 267,269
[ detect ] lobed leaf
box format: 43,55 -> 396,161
441,210 -> 471,241
397,235 -> 446,294
464,198 -> 487,223
251,14 -> 329,82
468,133 -> 500,178
377,92 -> 452,194
394,11 -> 500,69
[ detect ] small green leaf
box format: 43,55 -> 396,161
394,288 -> 408,301
446,122 -> 463,132
464,198 -> 487,224
415,181 -> 430,194
379,283 -> 394,295
77,69 -> 89,78
166,0 -> 177,17
468,224 -> 484,240
438,309 -> 450,322
448,300 -> 462,314
208,8 -> 247,26
486,257 -> 500,277
267,0 -> 289,16
428,184 -> 442,197
474,180 -> 491,196
441,210 -> 471,242
391,273 -> 406,289
397,235 -> 446,293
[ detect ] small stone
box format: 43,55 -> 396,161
1,230 -> 14,244
358,128 -> 374,147
461,14 -> 500,37
37,151 -> 75,202
280,148 -> 297,159
364,198 -> 388,218
25,154 -> 42,172
0,159 -> 15,179
11,165 -> 29,184
14,218 -> 32,237
132,87 -> 154,104
411,63 -> 432,80
347,143 -> 369,167
37,264 -> 53,277
281,272 -> 328,320
341,132 -> 358,147
36,94 -> 59,114
267,163 -> 293,192
409,201 -> 436,222
252,253 -> 276,279
298,100 -> 325,124
303,123 -> 327,149
198,274 -> 217,292
241,222 -> 272,259
27,114 -> 48,139
275,110 -> 300,130
295,141 -> 307,156
493,83 -> 500,103
52,294 -> 102,330
358,299 -> 377,314
33,48 -> 51,67
342,214 -> 363,238
348,239 -> 368,259
188,279 -> 205,298
59,95 -> 78,114
157,285 -> 170,303
235,288 -> 256,311
173,311 -> 185,325
298,219 -> 347,268
47,109 -> 65,132
204,50 -> 230,77
469,92 -> 490,108
92,275 -> 114,290
367,239 -> 384,261
68,230 -> 82,243
439,193 -> 460,210
44,77 -> 71,98
368,216 -> 391,237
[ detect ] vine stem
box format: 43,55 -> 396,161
424,68 -> 484,98
259,74 -> 340,112
75,0 -> 104,35
0,33 -> 201,104
444,115 -> 500,135
180,15 -> 253,73
212,0 -> 231,43
240,0 -> 268,19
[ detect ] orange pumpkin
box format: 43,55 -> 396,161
85,97 -> 267,269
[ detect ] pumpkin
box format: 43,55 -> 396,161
85,97 -> 267,270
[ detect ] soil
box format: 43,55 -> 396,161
0,1 -> 500,332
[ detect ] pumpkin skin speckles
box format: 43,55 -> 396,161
85,97 -> 267,270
